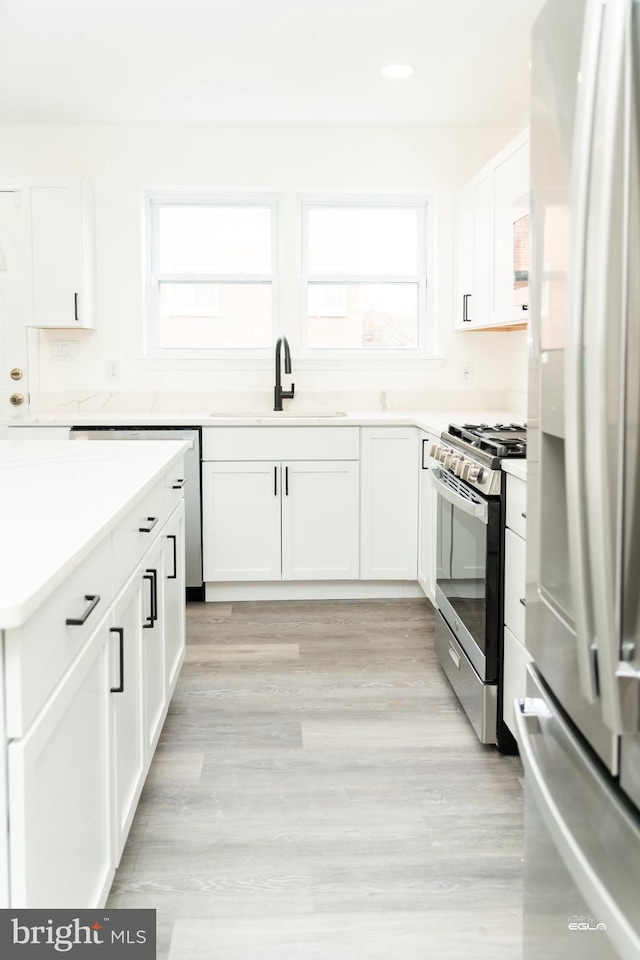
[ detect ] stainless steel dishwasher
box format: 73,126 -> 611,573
69,426 -> 203,597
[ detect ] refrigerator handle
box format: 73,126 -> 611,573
564,0 -> 605,705
586,0 -> 636,735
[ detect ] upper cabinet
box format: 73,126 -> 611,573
27,180 -> 96,329
455,129 -> 529,331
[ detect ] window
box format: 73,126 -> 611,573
145,192 -> 280,355
300,197 -> 429,353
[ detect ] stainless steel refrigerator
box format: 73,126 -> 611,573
518,0 -> 640,957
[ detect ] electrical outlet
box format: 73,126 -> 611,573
461,362 -> 474,384
107,360 -> 121,381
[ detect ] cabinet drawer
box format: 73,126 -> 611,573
505,474 -> 527,538
203,426 -> 359,461
504,527 -> 526,643
5,536 -> 113,737
112,478 -> 167,587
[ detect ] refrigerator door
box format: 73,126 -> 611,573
619,0 -> 640,808
516,666 -> 640,960
528,0 -> 617,768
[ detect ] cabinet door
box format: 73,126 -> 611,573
455,171 -> 491,329
8,621 -> 113,907
360,428 -> 419,580
202,461 -> 281,581
502,625 -> 533,738
141,540 -> 167,758
110,575 -> 145,866
28,181 -> 95,329
163,502 -> 186,695
281,461 -> 359,580
504,527 -> 527,642
492,134 -> 529,326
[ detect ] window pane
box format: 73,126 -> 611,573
157,204 -> 272,274
307,207 -> 418,276
306,283 -> 418,349
159,282 -> 272,349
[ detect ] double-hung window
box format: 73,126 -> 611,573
145,192 -> 280,356
300,196 -> 430,354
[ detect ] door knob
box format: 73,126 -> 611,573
9,393 -> 24,405
10,367 -> 23,380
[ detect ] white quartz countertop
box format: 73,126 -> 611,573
0,439 -> 190,628
502,460 -> 527,481
5,409 -> 527,436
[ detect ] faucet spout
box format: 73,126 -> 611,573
274,336 -> 295,411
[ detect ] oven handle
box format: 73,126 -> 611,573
430,467 -> 488,523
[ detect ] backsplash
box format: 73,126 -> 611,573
29,389 -> 524,416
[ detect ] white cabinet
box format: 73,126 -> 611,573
109,575 -> 145,866
282,461 -> 360,580
202,461 -> 282,581
8,617 -> 112,908
27,180 -> 96,329
502,472 -> 533,738
455,169 -> 492,328
455,129 -> 529,330
417,430 -> 439,603
360,427 -> 418,580
1,451 -> 187,907
202,458 -> 360,581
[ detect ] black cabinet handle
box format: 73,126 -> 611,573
143,569 -> 158,627
421,438 -> 429,470
167,534 -> 177,580
521,511 -> 527,519
139,516 -> 159,533
520,598 -> 527,607
110,627 -> 124,693
274,465 -> 278,496
462,293 -> 471,322
66,594 -> 100,626
285,465 -> 289,496
74,292 -> 79,323
172,478 -> 186,489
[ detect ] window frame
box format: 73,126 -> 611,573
298,193 -> 433,358
143,189 -> 282,358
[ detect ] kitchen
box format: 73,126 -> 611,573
1,1 -> 639,958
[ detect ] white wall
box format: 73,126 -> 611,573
0,122 -> 528,413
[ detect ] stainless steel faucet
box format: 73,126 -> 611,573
274,336 -> 295,411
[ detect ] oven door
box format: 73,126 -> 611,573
432,464 -> 500,681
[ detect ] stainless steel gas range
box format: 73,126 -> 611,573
429,422 -> 526,752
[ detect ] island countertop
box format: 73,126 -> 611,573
0,439 -> 190,628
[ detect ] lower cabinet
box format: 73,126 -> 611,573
502,472 -> 532,738
203,460 -> 360,581
8,619 -> 112,908
360,427 -> 419,580
3,494 -> 186,907
417,430 -> 439,602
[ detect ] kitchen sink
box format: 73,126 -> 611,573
207,411 -> 348,419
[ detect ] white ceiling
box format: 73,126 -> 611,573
0,0 -> 546,126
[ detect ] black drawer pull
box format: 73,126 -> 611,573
139,516 -> 159,533
66,594 -> 100,626
520,598 -> 526,607
521,511 -> 527,519
167,534 -> 177,580
285,465 -> 289,496
110,627 -> 124,693
274,465 -> 278,496
74,292 -> 79,323
143,570 -> 158,627
172,478 -> 186,489
462,293 -> 472,322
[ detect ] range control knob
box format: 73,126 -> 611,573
454,457 -> 467,477
467,465 -> 485,484
429,443 -> 439,459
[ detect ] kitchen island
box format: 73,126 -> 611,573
0,439 -> 189,908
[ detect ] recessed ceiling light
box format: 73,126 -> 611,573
381,64 -> 415,79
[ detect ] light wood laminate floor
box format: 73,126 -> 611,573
107,599 -> 524,959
